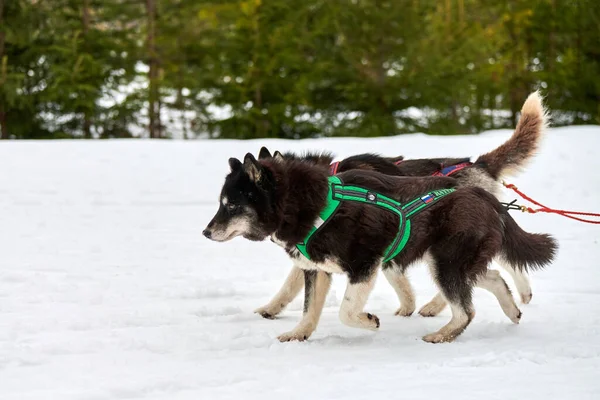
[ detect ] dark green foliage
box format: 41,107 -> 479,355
1,0 -> 599,139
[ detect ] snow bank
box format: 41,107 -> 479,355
1,126 -> 599,399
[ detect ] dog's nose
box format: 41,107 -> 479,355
203,229 -> 212,239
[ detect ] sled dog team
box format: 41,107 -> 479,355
203,92 -> 558,343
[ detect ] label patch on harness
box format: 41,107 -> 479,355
421,194 -> 434,204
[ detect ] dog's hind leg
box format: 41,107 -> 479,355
419,256 -> 449,317
422,266 -> 475,344
498,259 -> 533,304
255,265 -> 304,319
422,301 -> 474,344
476,269 -> 522,324
422,245 -> 483,343
339,270 -> 380,330
418,292 -> 447,317
420,269 -> 522,322
424,231 -> 504,343
383,265 -> 415,316
278,271 -> 331,342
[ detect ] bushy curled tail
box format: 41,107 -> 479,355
476,91 -> 549,179
500,212 -> 558,272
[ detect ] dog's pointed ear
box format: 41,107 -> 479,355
258,146 -> 272,160
243,153 -> 263,182
386,155 -> 404,164
229,157 -> 242,172
273,151 -> 285,162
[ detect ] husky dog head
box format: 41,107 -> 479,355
203,153 -> 278,242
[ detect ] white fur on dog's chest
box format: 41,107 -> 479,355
270,233 -> 288,249
271,233 -> 345,274
292,253 -> 345,274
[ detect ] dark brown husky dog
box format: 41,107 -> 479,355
255,92 -> 548,327
203,94 -> 556,343
203,150 -> 557,342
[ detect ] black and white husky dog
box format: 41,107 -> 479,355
203,128 -> 557,343
253,92 -> 549,323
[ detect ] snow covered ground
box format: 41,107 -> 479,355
1,127 -> 600,399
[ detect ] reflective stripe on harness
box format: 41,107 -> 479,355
296,176 -> 455,263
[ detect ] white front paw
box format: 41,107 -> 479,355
277,327 -> 314,342
254,305 -> 280,319
395,305 -> 415,317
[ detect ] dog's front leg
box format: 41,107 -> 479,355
278,270 -> 331,342
339,270 -> 380,330
255,265 -> 305,319
382,264 -> 415,317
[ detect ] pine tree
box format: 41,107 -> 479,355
0,0 -> 5,139
2,0 -> 600,139
0,0 -> 51,139
145,0 -> 161,138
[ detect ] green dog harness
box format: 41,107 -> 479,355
296,176 -> 455,263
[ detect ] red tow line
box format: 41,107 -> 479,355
503,181 -> 600,224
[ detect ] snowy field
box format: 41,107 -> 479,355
1,127 -> 600,400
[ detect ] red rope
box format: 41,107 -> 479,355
502,181 -> 600,224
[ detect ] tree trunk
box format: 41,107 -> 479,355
178,87 -> 188,140
157,94 -> 163,138
82,0 -> 90,33
176,35 -> 187,140
82,0 -> 92,138
251,3 -> 268,138
576,0 -> 583,123
146,0 -> 161,139
450,100 -> 460,133
83,115 -> 91,139
180,97 -> 187,140
506,9 -> 519,128
0,0 -> 7,139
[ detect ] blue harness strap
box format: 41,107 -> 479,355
434,160 -> 472,176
